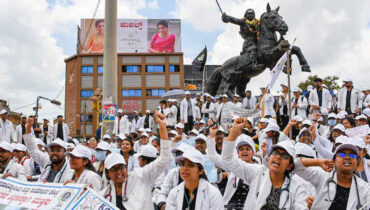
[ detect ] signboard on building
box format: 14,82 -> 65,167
80,19 -> 181,54
103,104 -> 117,122
122,99 -> 142,113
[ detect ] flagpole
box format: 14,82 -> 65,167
202,66 -> 206,94
286,48 -> 293,139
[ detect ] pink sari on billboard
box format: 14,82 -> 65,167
148,33 -> 176,53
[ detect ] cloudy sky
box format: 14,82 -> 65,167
0,0 -> 369,121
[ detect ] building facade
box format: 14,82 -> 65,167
65,53 -> 184,137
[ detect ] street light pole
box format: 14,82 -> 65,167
35,96 -> 61,118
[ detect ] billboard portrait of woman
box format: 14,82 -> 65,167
82,19 -> 104,53
148,20 -> 176,53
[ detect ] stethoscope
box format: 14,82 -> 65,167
105,179 -> 128,203
279,177 -> 291,210
327,170 -> 362,209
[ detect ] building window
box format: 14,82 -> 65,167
122,65 -> 140,73
97,66 -> 104,73
81,66 -> 93,74
169,65 -> 180,72
80,114 -> 93,122
146,89 -> 166,97
146,65 -> 164,73
122,89 -> 142,97
81,90 -> 93,98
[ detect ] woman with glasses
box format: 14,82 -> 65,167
295,126 -> 370,209
99,112 -> 171,210
221,117 -> 308,210
166,149 -> 223,210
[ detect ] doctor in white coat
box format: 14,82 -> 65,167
99,112 -> 171,210
337,78 -> 362,115
0,109 -> 16,143
258,88 -> 276,118
53,115 -> 69,142
164,99 -> 178,127
291,87 -> 308,120
39,119 -> 53,145
180,91 -> 198,132
113,109 -> 130,137
222,117 -> 308,210
0,141 -> 27,180
166,149 -> 224,210
201,93 -> 217,122
15,115 -> 28,144
295,142 -> 370,209
308,78 -> 332,120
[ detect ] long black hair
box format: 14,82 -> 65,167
84,158 -> 96,173
197,164 -> 208,181
120,138 -> 136,156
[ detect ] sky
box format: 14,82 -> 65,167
0,0 -> 369,122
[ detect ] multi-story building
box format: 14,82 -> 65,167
64,53 -> 184,137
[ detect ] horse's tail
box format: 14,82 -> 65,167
205,67 -> 222,96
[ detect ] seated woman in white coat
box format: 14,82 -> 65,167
99,112 -> 172,210
64,145 -> 102,191
165,149 -> 224,210
222,117 -> 308,210
295,140 -> 370,209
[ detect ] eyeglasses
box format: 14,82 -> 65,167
300,133 -> 311,137
109,164 -> 125,172
271,150 -> 290,160
178,162 -> 197,168
337,152 -> 357,159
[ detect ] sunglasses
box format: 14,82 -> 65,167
271,150 -> 290,160
337,153 -> 357,159
178,162 -> 197,168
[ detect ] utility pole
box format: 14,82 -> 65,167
103,0 -> 118,136
83,102 -> 87,140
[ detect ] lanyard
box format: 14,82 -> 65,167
105,179 -> 129,202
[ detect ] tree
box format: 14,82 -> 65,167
298,75 -> 340,91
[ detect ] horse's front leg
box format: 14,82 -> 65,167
291,46 -> 311,72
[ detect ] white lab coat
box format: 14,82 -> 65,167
0,158 -> 27,180
23,158 -> 42,181
242,96 -> 257,110
99,140 -> 171,210
155,167 -> 181,205
126,154 -> 140,172
180,99 -> 198,123
64,168 -> 102,191
363,94 -> 370,109
23,133 -> 73,183
291,95 -> 308,120
15,124 -> 26,144
232,102 -> 243,109
259,94 -> 276,117
52,123 -> 69,141
0,118 -> 15,143
295,159 -> 370,209
337,87 -> 362,113
278,93 -> 290,115
38,124 -> 53,145
308,88 -> 332,115
131,116 -> 144,133
201,102 -> 217,120
221,140 -> 308,210
113,116 -> 130,136
93,161 -> 109,189
164,105 -> 178,126
166,178 -> 224,210
141,115 -> 155,130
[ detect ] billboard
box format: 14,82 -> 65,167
80,19 -> 181,54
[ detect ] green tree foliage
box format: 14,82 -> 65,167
298,75 -> 340,91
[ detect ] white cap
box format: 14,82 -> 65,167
137,145 -> 158,158
235,134 -> 256,153
364,108 -> 370,117
335,143 -> 359,155
295,142 -> 316,158
0,141 -> 13,152
293,115 -> 303,122
259,118 -> 269,123
35,138 -> 46,147
317,117 -> 323,122
47,138 -> 67,151
217,126 -> 225,133
137,127 -> 146,133
133,111 -> 138,114
117,109 -> 123,113
307,85 -> 313,91
337,111 -> 348,119
350,136 -> 366,149
176,149 -> 205,167
222,94 -> 228,98
336,135 -> 350,145
169,130 -> 178,136
140,133 -> 149,138
103,134 -> 111,139
332,124 -> 345,133
189,129 -> 199,136
270,140 -> 296,160
343,78 -> 352,82
292,87 -> 302,92
68,145 -> 92,161
328,113 -> 337,119
145,128 -> 152,133
233,94 -> 240,98
117,133 -> 126,140
14,144 -> 27,152
196,92 -> 201,96
185,91 -> 191,95
194,134 -> 207,142
355,115 -> 367,120
105,153 -> 126,169
66,143 -> 75,150
265,123 -> 280,133
175,123 -> 184,129
0,109 -> 7,115
199,120 -> 206,124
206,93 -> 212,98
171,142 -> 193,154
322,84 -> 328,89
302,120 -> 312,126
298,128 -> 310,138
268,118 -> 277,124
96,141 -> 111,151
146,110 -> 150,113
73,139 -> 79,146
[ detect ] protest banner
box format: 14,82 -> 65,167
0,177 -> 83,209
71,189 -> 118,210
345,125 -> 369,138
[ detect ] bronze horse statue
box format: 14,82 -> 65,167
205,3 -> 310,98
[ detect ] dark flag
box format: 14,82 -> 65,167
192,46 -> 207,72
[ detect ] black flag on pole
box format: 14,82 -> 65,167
192,46 -> 207,72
